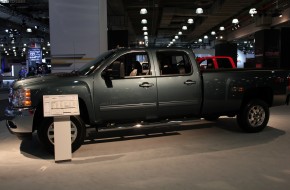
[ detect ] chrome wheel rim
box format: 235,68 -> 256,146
47,122 -> 78,144
247,105 -> 265,127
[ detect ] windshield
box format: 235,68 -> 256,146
77,50 -> 116,75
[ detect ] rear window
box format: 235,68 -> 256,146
156,51 -> 192,75
216,58 -> 234,68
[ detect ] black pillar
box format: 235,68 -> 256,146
108,30 -> 128,50
280,27 -> 290,69
215,42 -> 237,66
254,29 -> 280,68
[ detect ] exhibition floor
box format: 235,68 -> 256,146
1,90 -> 290,189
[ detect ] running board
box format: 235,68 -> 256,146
91,118 -> 211,133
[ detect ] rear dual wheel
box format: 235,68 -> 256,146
237,99 -> 269,133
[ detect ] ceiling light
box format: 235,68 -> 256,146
142,26 -> 148,31
196,8 -> 203,14
198,39 -> 202,42
172,39 -> 176,42
26,28 -> 32,32
178,31 -> 182,35
187,18 -> 194,24
175,35 -> 179,39
232,18 -> 239,24
204,35 -> 208,39
182,26 -> 187,30
219,26 -> 225,31
141,19 -> 147,24
140,8 -> 147,14
144,31 -> 148,35
211,31 -> 216,35
5,29 -> 8,33
144,36 -> 148,40
249,8 -> 257,17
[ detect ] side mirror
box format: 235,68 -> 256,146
101,69 -> 111,80
102,61 -> 125,80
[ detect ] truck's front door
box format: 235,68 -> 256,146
95,51 -> 158,122
155,50 -> 202,117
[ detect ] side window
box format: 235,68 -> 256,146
106,52 -> 151,79
199,59 -> 214,69
157,51 -> 192,75
217,58 -> 233,68
121,52 -> 151,77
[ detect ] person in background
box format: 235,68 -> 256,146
18,66 -> 27,79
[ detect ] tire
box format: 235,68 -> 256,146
237,99 -> 269,133
37,116 -> 86,154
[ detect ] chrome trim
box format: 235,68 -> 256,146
100,103 -> 156,111
159,100 -> 198,107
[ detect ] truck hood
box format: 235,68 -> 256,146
13,72 -> 81,88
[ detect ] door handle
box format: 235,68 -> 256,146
184,80 -> 196,85
139,82 -> 154,88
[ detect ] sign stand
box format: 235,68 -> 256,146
43,94 -> 80,163
54,116 -> 72,162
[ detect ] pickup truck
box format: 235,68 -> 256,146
5,48 -> 290,153
196,56 -> 236,69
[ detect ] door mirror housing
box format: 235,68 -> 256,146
102,61 -> 125,80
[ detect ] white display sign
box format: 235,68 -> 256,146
43,94 -> 80,117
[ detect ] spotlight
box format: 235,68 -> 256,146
272,9 -> 282,17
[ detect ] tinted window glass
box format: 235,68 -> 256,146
156,51 -> 192,75
106,52 -> 151,79
217,58 -> 233,68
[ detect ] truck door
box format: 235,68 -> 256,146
155,50 -> 202,117
95,51 -> 158,121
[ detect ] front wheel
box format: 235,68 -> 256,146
237,99 -> 269,133
37,116 -> 86,153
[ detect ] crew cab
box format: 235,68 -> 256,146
197,56 -> 236,69
5,48 -> 290,153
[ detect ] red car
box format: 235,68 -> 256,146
196,56 -> 236,69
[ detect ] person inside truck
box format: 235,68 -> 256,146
129,61 -> 142,76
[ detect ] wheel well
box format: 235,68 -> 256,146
32,98 -> 90,132
241,87 -> 273,107
78,98 -> 90,125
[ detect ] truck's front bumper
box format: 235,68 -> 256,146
5,106 -> 35,139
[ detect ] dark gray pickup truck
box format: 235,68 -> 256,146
5,48 -> 290,153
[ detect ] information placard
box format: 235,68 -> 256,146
43,94 -> 79,117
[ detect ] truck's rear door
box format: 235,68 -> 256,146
154,50 -> 202,117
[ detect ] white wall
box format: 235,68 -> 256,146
49,0 -> 108,72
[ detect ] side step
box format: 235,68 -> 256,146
86,118 -> 212,137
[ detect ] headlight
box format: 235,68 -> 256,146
11,88 -> 32,108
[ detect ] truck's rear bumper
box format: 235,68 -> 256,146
5,106 -> 35,139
